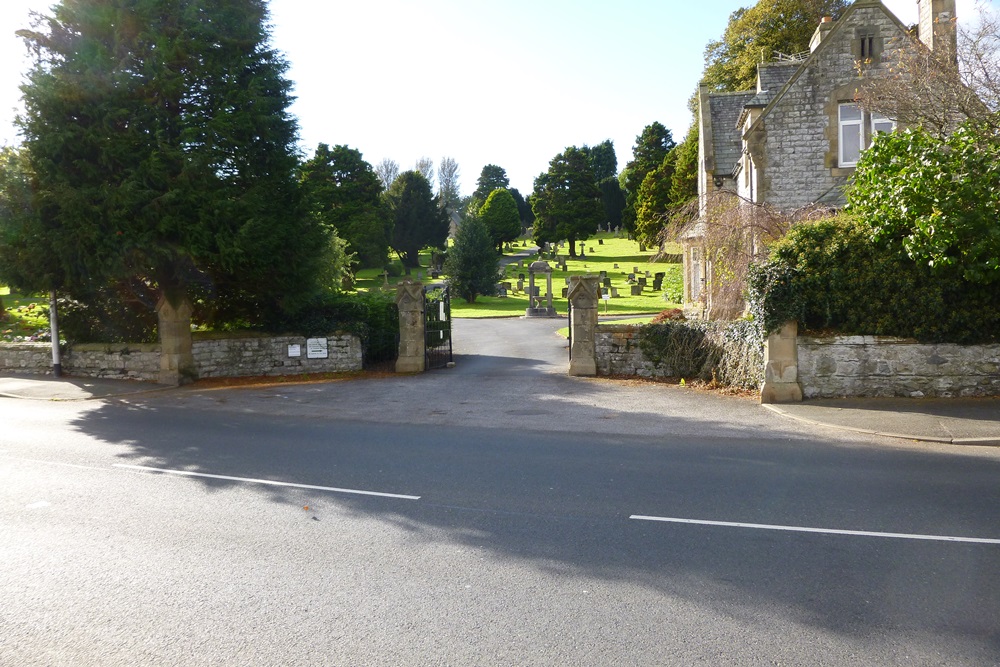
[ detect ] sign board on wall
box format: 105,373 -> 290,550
306,337 -> 328,359
287,344 -> 302,358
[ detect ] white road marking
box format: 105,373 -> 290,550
113,464 -> 421,500
629,515 -> 1000,545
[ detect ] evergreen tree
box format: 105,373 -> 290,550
635,151 -> 678,246
384,171 -> 449,268
472,164 -> 510,203
581,140 -> 618,181
300,143 -> 388,269
598,176 -> 626,231
531,147 -> 603,257
444,216 -> 498,304
509,187 -> 533,228
621,123 -> 675,238
479,188 -> 521,253
14,0 -> 327,329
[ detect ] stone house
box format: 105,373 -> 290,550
683,0 -> 958,319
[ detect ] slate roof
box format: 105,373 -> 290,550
745,62 -> 800,108
709,92 -> 754,177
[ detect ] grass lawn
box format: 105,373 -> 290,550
0,287 -> 50,342
350,234 -> 683,318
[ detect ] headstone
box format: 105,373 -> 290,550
645,271 -> 651,278
653,279 -> 663,291
518,273 -> 525,281
602,277 -> 611,288
431,270 -> 440,279
638,277 -> 647,287
631,284 -> 642,296
598,239 -> 604,245
610,287 -> 620,298
627,273 -> 636,283
501,281 -> 512,291
589,247 -> 594,253
613,263 -> 619,269
497,285 -> 508,298
655,272 -> 665,279
517,280 -> 524,292
561,287 -> 569,298
633,266 -> 639,273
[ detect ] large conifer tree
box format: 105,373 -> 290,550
15,0 -> 327,329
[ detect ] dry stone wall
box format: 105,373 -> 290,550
0,333 -> 362,382
798,336 -> 1000,398
595,325 -> 667,378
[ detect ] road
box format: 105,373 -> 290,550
2,318 -> 999,665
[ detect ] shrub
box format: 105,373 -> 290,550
637,318 -> 763,390
746,214 -> 1000,343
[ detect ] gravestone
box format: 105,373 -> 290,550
631,284 -> 642,296
561,287 -> 569,298
602,277 -> 611,288
610,287 -> 620,298
598,239 -> 604,245
613,263 -> 619,269
638,277 -> 647,287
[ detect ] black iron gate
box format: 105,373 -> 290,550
567,296 -> 573,361
424,284 -> 453,370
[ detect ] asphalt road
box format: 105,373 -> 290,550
2,318 -> 999,665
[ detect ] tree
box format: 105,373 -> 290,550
437,156 -> 461,216
473,164 -> 510,203
856,3 -> 1000,138
847,124 -> 1000,285
621,122 -> 675,237
479,188 -> 521,253
414,157 -> 435,189
384,171 -> 449,268
0,146 -> 51,292
444,215 -> 497,304
635,151 -> 678,246
669,124 -> 700,206
375,159 -> 400,189
597,177 -> 626,231
702,0 -> 849,93
531,147 -> 603,257
299,144 -> 388,269
581,140 -> 617,181
14,0 -> 329,332
509,187 -> 533,228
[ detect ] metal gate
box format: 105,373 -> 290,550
424,284 -> 453,370
567,295 -> 573,361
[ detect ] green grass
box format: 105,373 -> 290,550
349,234 -> 683,318
0,287 -> 50,342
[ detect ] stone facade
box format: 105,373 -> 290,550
0,334 -> 362,382
798,336 -> 1000,398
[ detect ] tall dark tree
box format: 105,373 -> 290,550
703,0 -> 849,93
635,151 -> 678,246
299,144 -> 388,269
509,187 -> 533,229
531,147 -> 603,258
444,215 -> 497,304
472,164 -> 510,203
669,124 -> 700,206
581,140 -> 617,181
597,176 -> 626,231
384,171 -> 449,268
479,188 -> 521,253
621,122 -> 675,237
14,0 -> 327,330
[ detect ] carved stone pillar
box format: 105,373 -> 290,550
156,295 -> 195,386
568,275 -> 599,376
395,280 -> 425,373
760,320 -> 803,403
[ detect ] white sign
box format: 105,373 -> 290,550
602,294 -> 611,301
306,337 -> 328,359
287,344 -> 301,358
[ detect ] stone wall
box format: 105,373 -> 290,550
798,336 -> 1000,398
191,333 -> 362,378
595,325 -> 667,378
0,333 -> 362,382
0,342 -> 161,381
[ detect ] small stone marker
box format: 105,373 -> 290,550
613,263 -> 619,269
631,284 -> 642,296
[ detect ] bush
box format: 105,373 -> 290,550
637,318 -> 763,390
264,291 -> 399,363
746,214 -> 1000,343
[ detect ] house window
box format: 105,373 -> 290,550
872,112 -> 896,135
860,32 -> 875,60
839,103 -> 864,167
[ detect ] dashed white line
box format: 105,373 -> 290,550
113,464 -> 421,500
629,515 -> 1000,545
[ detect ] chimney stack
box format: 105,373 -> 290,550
917,0 -> 957,63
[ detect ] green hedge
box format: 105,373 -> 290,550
747,215 -> 1000,344
637,319 -> 763,390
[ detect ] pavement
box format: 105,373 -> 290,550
1,372 -> 998,446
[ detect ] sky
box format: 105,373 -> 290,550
0,0 -> 992,196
